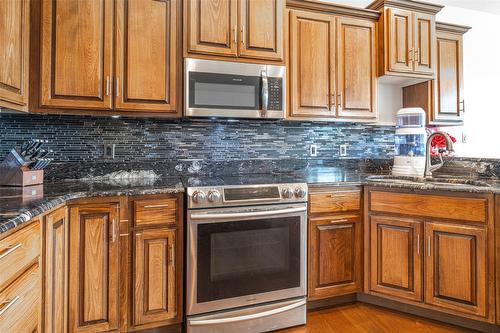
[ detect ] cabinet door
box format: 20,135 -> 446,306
432,31 -> 464,123
289,10 -> 335,118
370,215 -> 423,302
115,0 -> 178,113
309,215 -> 362,300
133,229 -> 176,326
387,8 -> 413,73
0,0 -> 29,109
186,0 -> 238,56
413,12 -> 435,75
68,204 -> 119,332
40,0 -> 113,110
239,0 -> 283,61
336,17 -> 377,119
425,222 -> 487,317
44,208 -> 68,333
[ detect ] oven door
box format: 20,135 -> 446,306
187,203 -> 307,315
184,58 -> 285,119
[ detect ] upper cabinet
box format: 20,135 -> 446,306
185,0 -> 284,62
0,0 -> 30,111
403,22 -> 470,125
368,0 -> 442,79
40,0 -> 114,110
115,0 -> 178,112
288,6 -> 378,121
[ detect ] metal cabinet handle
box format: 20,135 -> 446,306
116,78 -> 120,97
169,244 -> 175,266
105,76 -> 110,96
415,48 -> 420,64
0,244 -> 22,260
459,100 -> 465,113
241,25 -> 245,46
416,234 -> 420,255
143,204 -> 169,209
233,25 -> 237,44
409,49 -> 414,62
112,219 -> 117,243
427,236 -> 431,257
337,94 -> 342,109
0,296 -> 21,317
331,219 -> 349,223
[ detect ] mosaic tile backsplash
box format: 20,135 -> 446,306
0,113 -> 395,163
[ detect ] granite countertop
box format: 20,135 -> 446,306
0,177 -> 184,235
1,166 -> 499,236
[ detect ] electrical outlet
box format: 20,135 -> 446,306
310,144 -> 318,157
103,143 -> 115,159
339,144 -> 348,157
462,132 -> 468,143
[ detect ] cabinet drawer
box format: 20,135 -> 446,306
310,190 -> 361,214
134,198 -> 177,227
0,263 -> 39,333
369,191 -> 488,223
0,222 -> 40,289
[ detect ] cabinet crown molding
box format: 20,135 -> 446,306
436,21 -> 472,34
367,0 -> 444,14
287,0 -> 380,20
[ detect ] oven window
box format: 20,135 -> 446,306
197,217 -> 301,303
189,72 -> 261,110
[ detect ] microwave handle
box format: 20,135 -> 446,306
261,70 -> 269,117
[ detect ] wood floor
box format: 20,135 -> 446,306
278,303 -> 477,333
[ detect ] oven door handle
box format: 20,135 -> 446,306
190,206 -> 306,220
189,299 -> 306,326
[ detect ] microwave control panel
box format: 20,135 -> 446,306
267,77 -> 283,111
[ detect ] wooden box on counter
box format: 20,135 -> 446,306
1,169 -> 44,187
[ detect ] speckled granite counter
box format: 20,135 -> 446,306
1,163 -> 499,236
0,177 -> 184,235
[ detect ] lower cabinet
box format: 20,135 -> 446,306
425,222 -> 487,317
369,215 -> 423,302
133,228 -> 177,326
308,187 -> 362,300
366,187 -> 494,322
68,203 -> 120,332
43,207 -> 68,333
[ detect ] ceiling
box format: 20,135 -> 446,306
327,0 -> 500,15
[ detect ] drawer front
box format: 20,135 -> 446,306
134,198 -> 177,227
0,263 -> 39,333
0,222 -> 40,289
369,191 -> 488,223
310,191 -> 361,214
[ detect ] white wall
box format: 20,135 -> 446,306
434,7 -> 500,159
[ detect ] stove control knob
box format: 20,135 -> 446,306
192,190 -> 206,203
207,190 -> 222,202
295,187 -> 307,199
281,187 -> 294,199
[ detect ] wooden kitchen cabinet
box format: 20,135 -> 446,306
185,0 -> 284,61
40,0 -> 114,110
68,203 -> 120,332
403,23 -> 470,125
308,187 -> 363,300
289,8 -> 377,121
425,222 -> 487,317
369,215 -> 423,302
0,0 -> 30,110
365,187 -> 495,322
43,207 -> 68,333
133,228 -> 177,326
115,0 -> 178,113
368,0 -> 442,79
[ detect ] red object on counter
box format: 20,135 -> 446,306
430,132 -> 456,156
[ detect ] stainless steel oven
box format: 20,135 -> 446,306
186,183 -> 307,333
184,58 -> 286,119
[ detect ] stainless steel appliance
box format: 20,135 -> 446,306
184,58 -> 286,119
186,183 -> 308,333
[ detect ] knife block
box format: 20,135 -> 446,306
0,149 -> 44,186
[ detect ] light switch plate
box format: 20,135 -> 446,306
340,144 -> 348,157
103,143 -> 115,159
310,145 -> 318,157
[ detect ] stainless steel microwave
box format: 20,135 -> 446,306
184,58 -> 286,119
